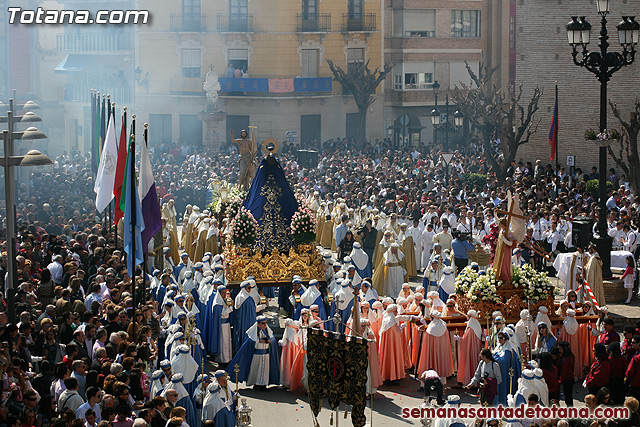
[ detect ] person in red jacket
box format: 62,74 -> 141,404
585,343 -> 611,397
539,352 -> 560,403
622,326 -> 637,362
608,341 -> 628,405
595,318 -> 620,346
558,341 -> 576,407
625,336 -> 640,401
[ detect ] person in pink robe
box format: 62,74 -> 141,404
456,309 -> 483,385
279,318 -> 301,389
378,304 -> 412,383
360,319 -> 383,393
370,301 -> 384,342
496,218 -> 516,284
417,310 -> 454,383
557,308 -> 582,379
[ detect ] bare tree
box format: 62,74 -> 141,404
326,58 -> 392,145
608,99 -> 640,195
450,62 -> 543,182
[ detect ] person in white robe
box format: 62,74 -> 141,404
421,224 -> 436,269
515,309 -> 535,356
149,370 -> 165,398
408,219 -> 424,271
381,243 -> 406,298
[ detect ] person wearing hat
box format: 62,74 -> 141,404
226,315 -> 280,391
349,242 -> 372,280
379,304 -> 412,384
533,321 -> 557,355
371,242 -> 407,298
163,247 -> 176,275
287,276 -> 305,319
456,309 -> 483,386
233,280 -> 263,353
373,228 -> 395,270
346,263 -> 362,288
163,373 -> 198,427
431,395 -> 466,427
333,279 -> 355,334
297,279 -> 326,320
417,310 -> 454,384
170,344 -> 199,395
210,284 -> 233,363
173,253 -> 193,285
212,369 -> 237,409
202,382 -> 235,427
422,257 -> 441,294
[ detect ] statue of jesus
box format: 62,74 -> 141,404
493,217 -> 516,284
230,129 -> 257,191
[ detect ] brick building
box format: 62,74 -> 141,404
516,0 -> 640,173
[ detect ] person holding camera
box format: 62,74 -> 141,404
451,230 -> 474,273
465,348 -> 502,406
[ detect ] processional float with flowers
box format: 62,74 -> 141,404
218,149 -> 323,285
454,192 -> 556,324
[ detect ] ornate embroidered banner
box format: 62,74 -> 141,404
307,329 -> 368,427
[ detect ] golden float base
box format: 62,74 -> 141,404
224,243 -> 324,285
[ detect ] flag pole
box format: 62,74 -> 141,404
143,123 -> 149,277
117,107 -> 127,250
131,114 -> 137,343
110,102 -> 116,246
555,82 -> 559,173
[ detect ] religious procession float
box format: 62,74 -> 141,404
210,141 -> 324,286
453,192 -> 556,324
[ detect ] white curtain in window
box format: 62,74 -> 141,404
182,49 -> 200,67
228,49 -> 248,60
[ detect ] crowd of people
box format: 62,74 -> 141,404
1,136 -> 640,427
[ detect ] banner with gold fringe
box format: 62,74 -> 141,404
306,328 -> 368,427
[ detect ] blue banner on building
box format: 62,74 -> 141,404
219,77 -> 332,93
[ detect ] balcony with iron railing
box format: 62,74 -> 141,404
56,33 -> 133,52
217,13 -> 254,32
342,13 -> 376,31
296,13 -> 331,32
170,14 -> 207,32
59,84 -> 131,103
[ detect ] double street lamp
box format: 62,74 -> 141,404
430,81 -> 464,151
0,95 -> 52,322
566,0 -> 639,277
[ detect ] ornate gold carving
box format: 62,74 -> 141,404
224,244 -> 324,283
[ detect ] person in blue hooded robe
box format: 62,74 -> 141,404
198,276 -> 216,351
360,280 -> 378,307
163,373 -> 198,427
210,285 -> 233,364
155,273 -> 170,314
493,331 -> 521,406
202,382 -> 235,427
289,277 -> 305,320
333,279 -> 355,334
348,242 -> 372,280
173,253 -> 192,284
233,280 -> 264,352
296,279 -> 326,320
226,316 -> 280,391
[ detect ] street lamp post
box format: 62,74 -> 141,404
0,96 -> 50,322
566,2 -> 639,277
430,81 -> 441,147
